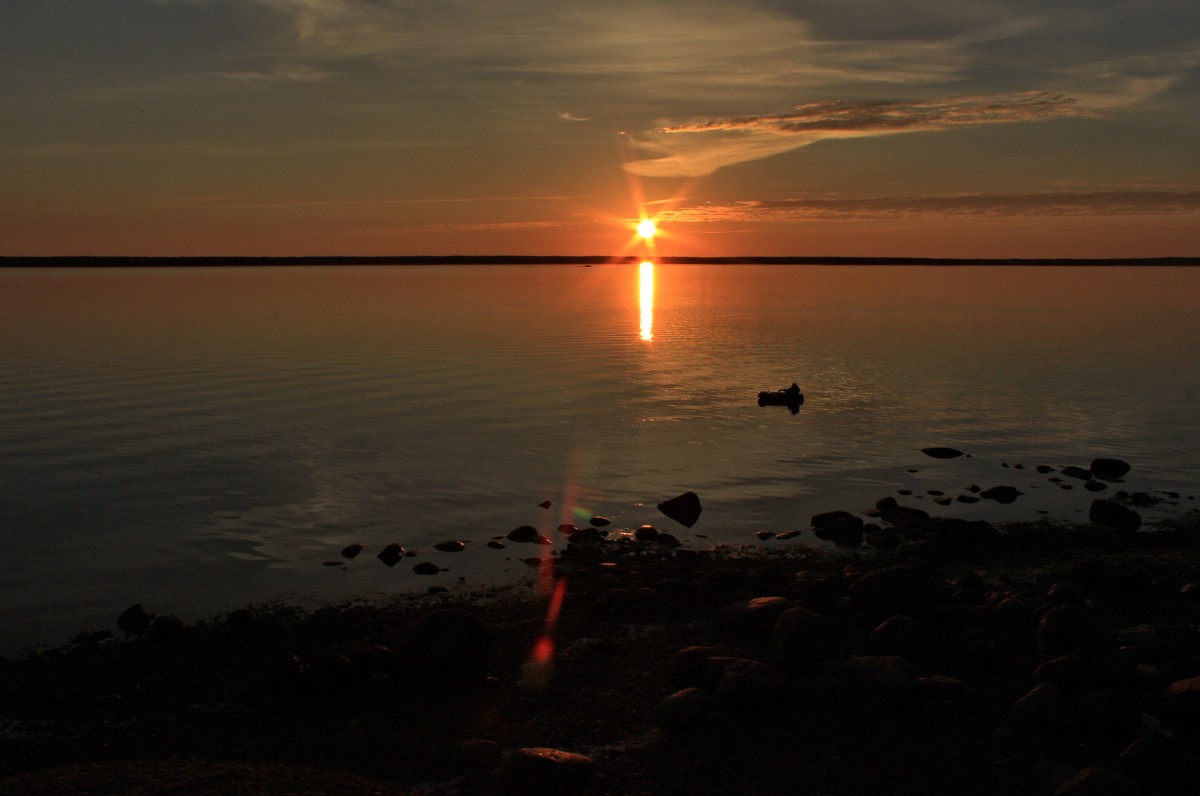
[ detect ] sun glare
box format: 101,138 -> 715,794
639,261 -> 654,342
637,219 -> 657,239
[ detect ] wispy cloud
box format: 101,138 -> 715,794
625,92 -> 1084,177
657,190 -> 1200,222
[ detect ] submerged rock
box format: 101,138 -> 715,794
341,543 -> 365,559
433,540 -> 466,553
921,446 -> 965,459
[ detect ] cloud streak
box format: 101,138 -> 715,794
625,91 -> 1085,177
657,190 -> 1200,222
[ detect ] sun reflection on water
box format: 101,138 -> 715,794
639,261 -> 654,341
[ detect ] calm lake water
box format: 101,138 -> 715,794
2,264 -> 1198,653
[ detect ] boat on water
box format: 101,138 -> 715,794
757,383 -> 804,411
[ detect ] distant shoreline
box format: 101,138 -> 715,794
2,255 -> 1198,268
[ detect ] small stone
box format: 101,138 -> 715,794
589,516 -> 611,527
413,561 -> 441,575
434,540 -> 466,552
774,530 -> 802,540
955,494 -> 980,504
341,543 -> 365,559
755,530 -> 776,540
657,491 -> 703,528
1061,465 -> 1094,481
1085,480 -> 1108,492
567,528 -> 602,545
538,500 -> 552,509
487,540 -> 506,549
557,524 -> 578,534
377,543 -> 404,567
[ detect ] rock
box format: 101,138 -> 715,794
589,516 -> 611,527
921,447 -> 965,459
497,747 -> 596,796
507,525 -> 541,542
1165,676 -> 1200,718
433,540 -> 466,552
1039,605 -> 1101,660
634,524 -> 660,542
917,674 -> 976,706
1062,465 -> 1095,480
412,561 -> 441,575
867,615 -> 922,656
881,505 -> 931,531
459,739 -> 502,769
714,659 -> 787,711
377,543 -> 404,566
775,530 -> 802,540
1085,481 -> 1108,492
755,530 -> 775,540
341,543 -> 365,559
771,607 -> 840,671
673,645 -> 734,686
117,603 -> 152,635
1089,500 -> 1142,531
567,528 -> 602,545
718,596 -> 792,633
865,530 -> 902,549
1053,767 -> 1141,796
654,687 -> 714,730
811,510 -> 862,531
1118,737 -> 1200,792
1090,458 -> 1131,481
955,494 -> 980,504
538,500 -> 552,509
487,540 -> 506,549
657,491 -> 703,528
839,655 -> 916,717
402,608 -> 494,680
980,485 -> 1022,504
875,496 -> 899,511
148,614 -> 185,641
848,564 -> 948,616
1011,683 -> 1072,729
557,524 -> 578,534
697,568 -> 754,607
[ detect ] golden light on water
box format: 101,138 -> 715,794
639,261 -> 654,341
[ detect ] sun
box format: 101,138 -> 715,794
637,219 -> 657,240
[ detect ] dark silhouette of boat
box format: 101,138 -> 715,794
758,384 -> 804,413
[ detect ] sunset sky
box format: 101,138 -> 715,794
2,0 -> 1198,258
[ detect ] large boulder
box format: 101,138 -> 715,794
497,748 -> 596,796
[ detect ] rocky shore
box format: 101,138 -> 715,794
3,500 -> 1200,795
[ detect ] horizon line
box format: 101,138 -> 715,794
2,255 -> 1198,267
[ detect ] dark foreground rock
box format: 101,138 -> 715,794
4,524 -> 1200,795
